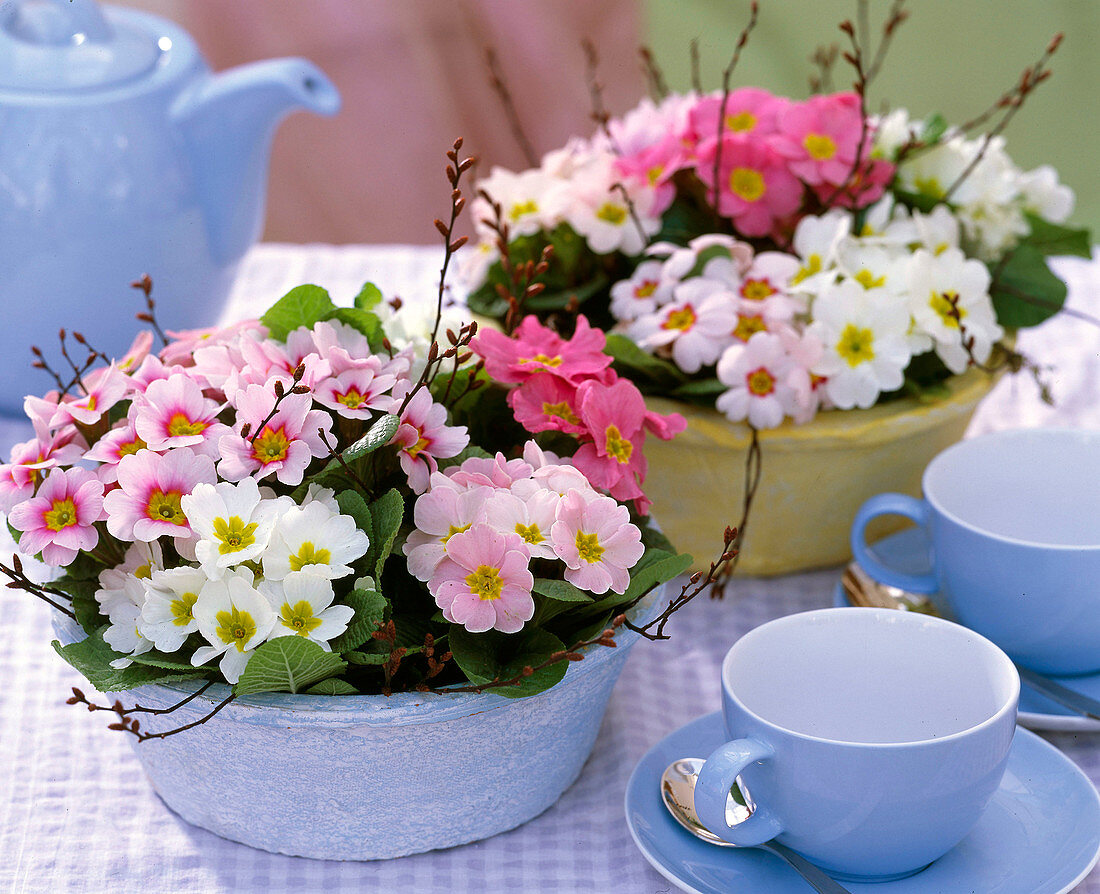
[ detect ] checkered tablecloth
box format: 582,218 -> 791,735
4,244 -> 1100,893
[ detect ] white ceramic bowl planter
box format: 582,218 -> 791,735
57,592 -> 661,860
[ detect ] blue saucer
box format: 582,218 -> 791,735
841,527 -> 1100,732
626,712 -> 1100,894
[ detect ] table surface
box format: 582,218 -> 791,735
4,244 -> 1100,894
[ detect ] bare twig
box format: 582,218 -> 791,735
67,684 -> 236,742
430,138 -> 476,347
131,275 -> 169,348
582,38 -> 621,153
245,363 -> 309,445
710,2 -> 760,218
0,555 -> 77,620
639,46 -> 669,100
485,49 -> 539,168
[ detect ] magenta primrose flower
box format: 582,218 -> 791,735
696,135 -> 803,237
429,523 -> 534,634
8,467 -> 104,565
218,386 -> 333,486
550,490 -> 644,595
472,315 -> 612,385
103,446 -> 216,542
507,372 -> 586,436
688,87 -> 786,145
772,92 -> 868,188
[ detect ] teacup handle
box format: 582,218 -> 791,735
850,493 -> 938,594
695,738 -> 783,846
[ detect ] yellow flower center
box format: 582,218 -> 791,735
170,591 -> 199,626
741,279 -> 776,301
747,367 -> 776,396
442,523 -> 472,544
515,522 -> 544,544
465,564 -> 504,601
792,254 -> 822,285
119,437 -> 147,458
43,498 -> 77,532
289,541 -> 332,572
728,167 -> 766,202
931,291 -> 964,328
854,269 -> 886,290
167,413 -> 207,438
595,202 -> 628,225
803,132 -> 837,160
280,600 -> 323,637
213,515 -> 259,555
635,280 -> 658,299
604,424 -> 633,464
147,490 -> 187,526
252,427 -> 291,464
914,176 -> 945,199
837,324 -> 876,367
509,199 -> 539,221
215,606 -> 256,651
134,562 -> 153,580
406,434 -> 431,458
575,530 -> 605,564
733,314 -> 767,343
662,305 -> 697,332
337,388 -> 366,408
726,110 -> 757,133
542,401 -> 581,426
519,353 -> 563,368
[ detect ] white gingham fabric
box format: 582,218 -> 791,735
3,245 -> 1100,893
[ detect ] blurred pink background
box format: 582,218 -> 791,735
117,0 -> 642,245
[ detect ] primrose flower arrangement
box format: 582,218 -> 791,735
2,144 -> 709,860
464,13 -> 1089,574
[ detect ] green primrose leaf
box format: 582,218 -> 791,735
447,626 -> 568,698
604,333 -> 688,389
920,113 -> 948,145
329,587 -> 388,653
354,281 -> 384,311
988,243 -> 1067,328
1021,213 -> 1092,259
234,637 -> 347,695
342,414 -> 399,463
260,284 -> 337,341
335,489 -> 372,534
366,488 -> 405,581
52,630 -> 205,692
532,578 -> 594,603
306,678 -> 359,695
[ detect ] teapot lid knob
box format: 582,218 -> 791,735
0,0 -> 167,92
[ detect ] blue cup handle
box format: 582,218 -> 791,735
695,738 -> 782,846
850,493 -> 938,594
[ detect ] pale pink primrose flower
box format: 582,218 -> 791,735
218,386 -> 333,486
429,523 -> 534,634
715,331 -> 809,430
566,155 -> 662,256
613,133 -> 690,215
550,491 -> 644,595
160,319 -> 264,367
393,386 -> 469,494
403,483 -> 493,581
444,452 -> 534,490
85,416 -> 149,485
9,467 -> 104,565
629,280 -> 739,374
313,365 -> 398,419
134,373 -> 229,458
49,364 -> 130,428
482,489 -> 560,561
609,258 -> 677,322
0,425 -> 85,512
102,446 -> 216,542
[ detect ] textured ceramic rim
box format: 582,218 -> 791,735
721,607 -> 1020,749
923,426 -> 1100,551
55,585 -> 664,728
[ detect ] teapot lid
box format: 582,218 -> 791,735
0,0 -> 168,92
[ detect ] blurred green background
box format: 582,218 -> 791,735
643,0 -> 1100,237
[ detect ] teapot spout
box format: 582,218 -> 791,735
173,58 -> 340,264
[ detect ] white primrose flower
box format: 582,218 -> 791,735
628,278 -> 738,374
139,565 -> 209,653
181,478 -> 283,579
1018,164 -> 1074,224
263,500 -> 370,581
715,331 -> 813,430
100,573 -> 154,668
191,568 -> 277,684
836,239 -> 909,294
298,483 -> 341,515
609,258 -> 677,322
95,540 -> 164,617
471,166 -> 569,237
807,279 -> 913,409
789,210 -> 850,292
258,571 -> 354,650
910,205 -> 961,256
563,153 -> 661,255
905,248 -> 1003,373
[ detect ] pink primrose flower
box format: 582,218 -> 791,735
694,135 -> 804,237
715,331 -> 812,429
49,364 -> 130,428
126,354 -> 187,394
550,491 -> 644,595
312,364 -> 398,419
102,446 -> 216,542
429,523 -> 534,634
9,467 -> 104,565
688,88 -> 786,148
134,373 -> 229,457
570,379 -> 650,507
507,373 -> 586,436
444,452 -> 534,490
218,386 -> 333,486
471,315 -> 612,385
482,488 -> 560,560
403,483 -> 493,581
614,133 -> 690,215
629,280 -> 739,374
85,416 -> 149,484
393,386 -> 469,494
160,319 -> 263,367
0,426 -> 85,512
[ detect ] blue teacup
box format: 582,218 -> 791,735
694,608 -> 1018,882
851,427 -> 1100,674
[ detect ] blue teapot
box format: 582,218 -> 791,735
0,0 -> 340,415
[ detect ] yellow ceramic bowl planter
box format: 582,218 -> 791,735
642,367 -> 995,576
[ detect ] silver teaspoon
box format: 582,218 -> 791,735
660,758 -> 852,894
